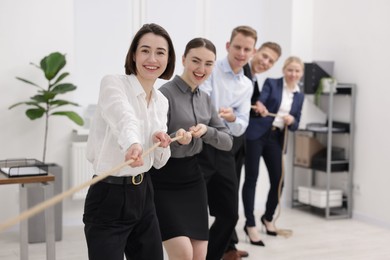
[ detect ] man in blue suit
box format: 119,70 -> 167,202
227,42 -> 282,251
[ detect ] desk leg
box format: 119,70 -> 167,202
43,182 -> 56,260
19,184 -> 28,260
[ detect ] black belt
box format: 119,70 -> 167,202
94,173 -> 144,185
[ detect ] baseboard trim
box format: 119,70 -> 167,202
352,210 -> 390,229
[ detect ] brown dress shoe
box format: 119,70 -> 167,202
222,250 -> 242,260
236,249 -> 249,257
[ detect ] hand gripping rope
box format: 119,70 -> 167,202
0,135 -> 183,232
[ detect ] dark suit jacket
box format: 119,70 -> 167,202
243,64 -> 261,116
245,77 -> 304,141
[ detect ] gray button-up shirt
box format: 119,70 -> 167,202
159,75 -> 233,158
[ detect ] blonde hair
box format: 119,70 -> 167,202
283,56 -> 304,70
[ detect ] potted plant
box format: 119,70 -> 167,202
8,51 -> 84,243
314,77 -> 337,106
9,51 -> 84,162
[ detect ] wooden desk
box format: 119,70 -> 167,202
0,173 -> 55,260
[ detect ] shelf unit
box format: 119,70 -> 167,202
291,83 -> 355,219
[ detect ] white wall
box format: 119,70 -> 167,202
0,0 -> 75,224
1,0 -> 389,229
289,0 -> 390,226
310,0 -> 390,227
73,0 -> 134,107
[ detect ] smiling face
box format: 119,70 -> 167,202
226,32 -> 256,74
181,47 -> 216,90
283,61 -> 304,87
251,47 -> 280,74
134,32 -> 169,85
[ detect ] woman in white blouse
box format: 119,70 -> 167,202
83,23 -> 176,260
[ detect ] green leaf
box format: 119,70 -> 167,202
43,91 -> 56,100
50,99 -> 79,107
9,101 -> 43,110
40,52 -> 66,81
31,94 -> 48,103
51,83 -> 76,94
15,77 -> 42,89
30,62 -> 41,70
26,108 -> 46,120
50,72 -> 69,88
51,111 -> 84,126
9,102 -> 27,109
32,92 -> 56,102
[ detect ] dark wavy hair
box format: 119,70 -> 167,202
124,23 -> 176,80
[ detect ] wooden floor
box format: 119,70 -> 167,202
1,200 -> 390,260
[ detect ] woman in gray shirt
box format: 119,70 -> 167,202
149,38 -> 233,260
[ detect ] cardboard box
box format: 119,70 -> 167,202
310,188 -> 342,208
294,133 -> 324,167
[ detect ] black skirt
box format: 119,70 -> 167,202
149,156 -> 208,241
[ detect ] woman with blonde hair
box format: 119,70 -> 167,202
242,56 -> 305,242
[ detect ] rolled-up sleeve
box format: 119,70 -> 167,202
152,91 -> 171,169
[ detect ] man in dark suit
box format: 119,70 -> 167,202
226,42 -> 282,254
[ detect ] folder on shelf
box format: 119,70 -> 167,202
0,159 -> 48,177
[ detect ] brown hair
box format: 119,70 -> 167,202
184,37 -> 216,58
230,25 -> 258,45
259,42 -> 282,58
124,23 -> 176,80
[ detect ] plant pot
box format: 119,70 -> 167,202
27,164 -> 62,243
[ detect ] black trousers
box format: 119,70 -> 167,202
243,128 -> 284,226
83,173 -> 163,260
226,135 -> 246,251
198,138 -> 241,260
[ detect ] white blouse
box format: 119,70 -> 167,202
273,80 -> 300,129
86,74 -> 171,177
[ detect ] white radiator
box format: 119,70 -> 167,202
71,142 -> 93,200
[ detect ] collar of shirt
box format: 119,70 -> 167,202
128,74 -> 159,102
221,57 -> 245,78
174,75 -> 200,96
283,78 -> 300,93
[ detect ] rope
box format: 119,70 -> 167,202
273,125 -> 293,238
250,108 -> 293,237
248,107 -> 293,237
0,136 -> 183,232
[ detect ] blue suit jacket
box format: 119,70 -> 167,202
245,77 -> 304,141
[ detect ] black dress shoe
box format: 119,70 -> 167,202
243,226 -> 265,246
261,216 -> 277,236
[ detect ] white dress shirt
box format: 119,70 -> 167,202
273,79 -> 300,129
86,74 -> 171,177
200,57 -> 253,136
